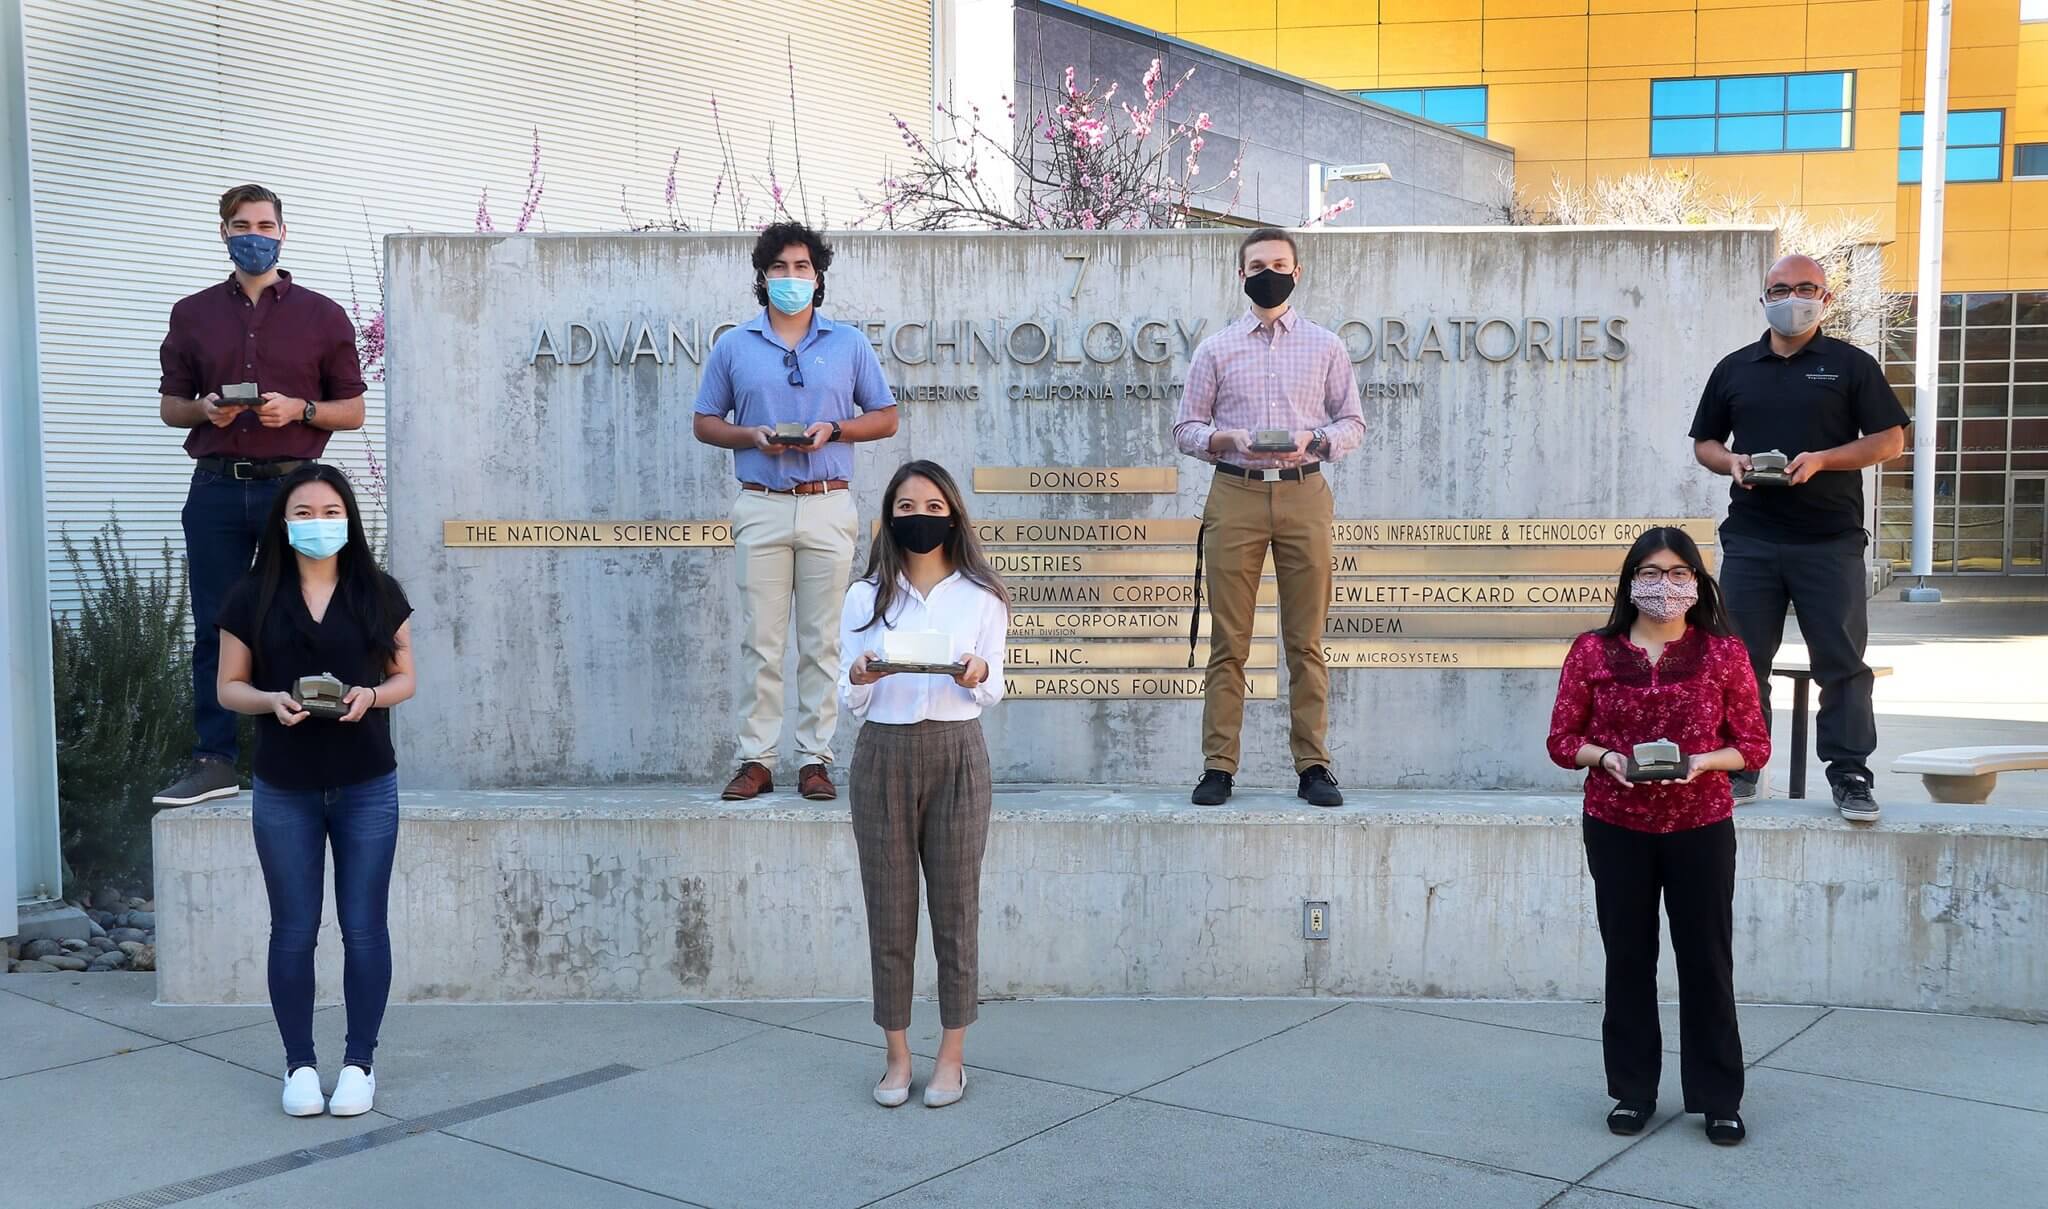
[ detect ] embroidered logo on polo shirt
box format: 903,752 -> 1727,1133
1805,364 -> 1839,381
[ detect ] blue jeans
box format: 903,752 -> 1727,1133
251,771 -> 399,1070
183,468 -> 284,762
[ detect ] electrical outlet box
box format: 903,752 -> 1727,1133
1303,900 -> 1329,940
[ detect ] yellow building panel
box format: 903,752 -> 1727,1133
1279,0 -> 1377,24
1178,0 -> 1271,32
1488,80 -> 1590,123
1943,182 -> 2016,232
1693,153 -> 1810,204
1088,0 -> 1176,30
1682,57 -> 1817,76
1940,227 -> 2013,282
1378,20 -> 1483,75
1486,118 -> 1590,159
1278,24 -> 1380,78
1473,65 -> 1602,83
1589,62 -> 1702,80
1516,159 -> 1589,196
1589,78 -> 1651,119
1698,8 -> 1804,63
1950,0 -> 2022,50
1586,116 -> 1649,158
1589,10 -> 1695,68
1807,0 -> 1906,59
1193,27 -> 1281,65
1583,155 -> 1660,182
1799,148 -> 1901,205
1856,67 -> 1903,115
1484,16 -> 1589,70
1383,0 -> 1479,18
1796,201 -> 1899,244
2011,227 -> 2048,282
1483,0 -> 1590,15
1591,0 -> 1693,10
1945,45 -> 2020,105
1375,71 -> 1497,86
2020,99 -> 2048,151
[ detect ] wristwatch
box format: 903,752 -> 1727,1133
302,399 -> 317,425
829,420 -> 843,443
1309,427 -> 1330,458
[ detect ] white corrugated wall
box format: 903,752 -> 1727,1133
22,0 -> 933,613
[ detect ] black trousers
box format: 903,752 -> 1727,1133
1718,529 -> 1875,781
1582,815 -> 1742,1114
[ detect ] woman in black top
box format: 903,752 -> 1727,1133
214,465 -> 414,1119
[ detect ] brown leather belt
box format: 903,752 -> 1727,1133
741,479 -> 848,496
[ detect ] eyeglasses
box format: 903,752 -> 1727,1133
782,349 -> 804,388
1633,566 -> 1697,584
1763,283 -> 1826,302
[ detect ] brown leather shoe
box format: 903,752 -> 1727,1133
798,763 -> 836,801
721,762 -> 774,800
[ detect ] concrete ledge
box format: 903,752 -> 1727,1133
154,787 -> 2048,1019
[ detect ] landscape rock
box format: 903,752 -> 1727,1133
108,928 -> 148,945
59,938 -> 89,953
87,952 -> 130,971
86,917 -> 108,939
130,946 -> 157,973
11,960 -> 57,973
22,939 -> 62,961
43,955 -> 89,972
117,941 -> 147,957
127,911 -> 156,929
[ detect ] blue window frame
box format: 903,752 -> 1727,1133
1900,111 -> 2006,183
1358,86 -> 1487,138
1649,72 -> 1853,156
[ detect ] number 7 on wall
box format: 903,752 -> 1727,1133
1064,251 -> 1090,300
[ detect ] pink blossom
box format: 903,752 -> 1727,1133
664,148 -> 680,205
474,188 -> 493,232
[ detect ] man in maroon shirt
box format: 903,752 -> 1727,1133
152,184 -> 367,807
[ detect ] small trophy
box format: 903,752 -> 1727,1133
769,422 -> 812,446
1742,449 -> 1791,486
292,673 -> 350,720
867,630 -> 968,676
1626,738 -> 1687,782
1250,428 -> 1297,453
220,382 -> 262,407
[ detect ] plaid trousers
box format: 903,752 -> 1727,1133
848,717 -> 993,1030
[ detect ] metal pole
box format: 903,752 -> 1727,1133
1903,0 -> 1950,603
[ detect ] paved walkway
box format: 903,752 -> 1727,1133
5,974 -> 2044,1209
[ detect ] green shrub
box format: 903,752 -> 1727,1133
51,519 -> 192,885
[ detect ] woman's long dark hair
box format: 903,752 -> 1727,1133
858,461 -> 1008,632
1594,526 -> 1732,638
248,464 -> 409,669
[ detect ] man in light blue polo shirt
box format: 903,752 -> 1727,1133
694,222 -> 898,801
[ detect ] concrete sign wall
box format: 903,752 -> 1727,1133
386,227 -> 1771,790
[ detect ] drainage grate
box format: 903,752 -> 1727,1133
87,1063 -> 638,1209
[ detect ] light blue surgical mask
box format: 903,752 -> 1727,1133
765,276 -> 815,316
286,518 -> 348,561
227,233 -> 282,275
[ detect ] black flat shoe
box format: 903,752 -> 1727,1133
1191,769 -> 1233,806
1607,1100 -> 1654,1136
1705,1113 -> 1746,1146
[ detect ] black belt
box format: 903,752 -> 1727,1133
195,457 -> 308,481
1215,461 -> 1321,482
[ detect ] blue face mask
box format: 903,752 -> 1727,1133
765,276 -> 815,316
286,518 -> 348,561
226,233 -> 282,275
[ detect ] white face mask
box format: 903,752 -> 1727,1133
1763,295 -> 1824,338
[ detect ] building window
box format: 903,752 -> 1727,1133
2017,144 -> 2048,180
1357,86 -> 1487,138
1649,72 -> 1853,156
2025,0 -> 2048,21
1899,111 -> 2005,183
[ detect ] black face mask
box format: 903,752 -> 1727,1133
1243,268 -> 1296,309
889,514 -> 953,554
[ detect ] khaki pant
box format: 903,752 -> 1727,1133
1200,471 -> 1335,774
731,488 -> 858,766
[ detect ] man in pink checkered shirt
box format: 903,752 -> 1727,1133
1173,228 -> 1364,808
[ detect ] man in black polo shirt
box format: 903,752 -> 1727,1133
1690,254 -> 1907,821
152,184 -> 367,807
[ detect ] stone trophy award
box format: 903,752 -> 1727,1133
769,422 -> 812,446
1250,428 -> 1296,453
867,630 -> 969,677
1625,738 -> 1686,782
292,673 -> 351,720
1742,449 -> 1791,486
220,382 -> 262,407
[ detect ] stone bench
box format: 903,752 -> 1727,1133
1892,746 -> 2048,804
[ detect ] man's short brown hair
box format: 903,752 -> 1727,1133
1238,227 -> 1297,267
218,184 -> 283,224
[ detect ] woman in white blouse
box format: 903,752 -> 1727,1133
839,460 -> 1009,1108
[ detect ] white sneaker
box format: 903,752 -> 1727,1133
281,1067 -> 326,1117
328,1065 -> 376,1117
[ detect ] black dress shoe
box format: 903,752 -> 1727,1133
1607,1100 -> 1654,1136
1298,765 -> 1343,808
1704,1112 -> 1746,1146
1191,769 -> 1233,805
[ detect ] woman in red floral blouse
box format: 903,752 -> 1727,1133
1548,526 -> 1770,1148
